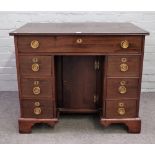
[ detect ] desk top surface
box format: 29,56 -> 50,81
10,22 -> 149,36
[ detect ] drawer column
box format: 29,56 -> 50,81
18,55 -> 58,133
100,55 -> 142,133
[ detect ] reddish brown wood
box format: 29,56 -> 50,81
19,118 -> 58,133
107,55 -> 141,77
106,78 -> 139,99
20,99 -> 54,118
100,118 -> 141,133
10,23 -> 149,133
62,56 -> 98,110
19,55 -> 53,77
59,108 -> 98,113
9,23 -> 149,36
105,99 -> 138,118
20,77 -> 54,98
17,35 -> 142,54
136,36 -> 145,116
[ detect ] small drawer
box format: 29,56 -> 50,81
21,78 -> 54,97
19,56 -> 53,76
107,55 -> 141,77
105,100 -> 138,118
20,99 -> 54,118
106,78 -> 139,99
18,36 -> 56,53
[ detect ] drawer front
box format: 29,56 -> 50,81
21,99 -> 53,118
106,78 -> 139,99
19,56 -> 53,76
17,36 -> 142,54
21,78 -> 53,97
107,55 -> 141,77
18,36 -> 56,53
106,100 -> 137,118
56,36 -> 142,53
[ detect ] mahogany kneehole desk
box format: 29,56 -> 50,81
10,23 -> 149,133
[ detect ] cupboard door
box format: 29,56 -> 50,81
62,56 -> 98,110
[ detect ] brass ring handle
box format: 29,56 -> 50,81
117,107 -> 126,115
76,38 -> 83,44
33,86 -> 40,95
34,107 -> 41,115
120,40 -> 129,49
32,63 -> 39,72
31,40 -> 39,49
120,63 -> 128,72
118,85 -> 127,94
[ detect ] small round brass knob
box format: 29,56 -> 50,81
120,63 -> 128,72
118,85 -> 127,94
34,107 -> 41,115
76,38 -> 83,44
118,102 -> 125,107
33,86 -> 40,95
32,57 -> 38,63
31,40 -> 39,49
121,57 -> 127,63
120,80 -> 126,86
34,102 -> 40,107
118,107 -> 126,115
34,80 -> 39,85
32,63 -> 39,72
120,40 -> 129,49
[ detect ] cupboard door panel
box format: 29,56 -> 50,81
62,56 -> 97,110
